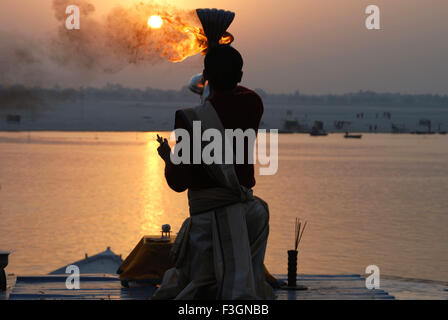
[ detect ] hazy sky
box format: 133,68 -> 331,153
1,0 -> 447,94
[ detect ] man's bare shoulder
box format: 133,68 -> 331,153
235,86 -> 262,99
235,86 -> 264,113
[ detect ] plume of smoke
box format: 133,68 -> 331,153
0,1 -> 203,87
50,0 -> 201,72
0,35 -> 45,86
0,86 -> 48,111
0,85 -> 76,115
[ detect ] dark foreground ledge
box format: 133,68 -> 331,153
2,274 -> 393,300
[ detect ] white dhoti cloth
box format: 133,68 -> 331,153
151,196 -> 273,300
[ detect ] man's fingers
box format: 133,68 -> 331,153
156,134 -> 164,144
157,142 -> 171,161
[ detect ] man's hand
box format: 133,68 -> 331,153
157,134 -> 171,162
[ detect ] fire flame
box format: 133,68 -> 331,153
50,3 -> 234,71
148,14 -> 233,63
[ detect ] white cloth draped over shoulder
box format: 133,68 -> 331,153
151,101 -> 274,300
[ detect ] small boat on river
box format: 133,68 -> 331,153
344,132 -> 362,139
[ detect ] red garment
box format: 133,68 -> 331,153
164,86 -> 264,192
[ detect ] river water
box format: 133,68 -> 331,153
1,131 -> 447,284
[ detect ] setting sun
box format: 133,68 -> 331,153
148,15 -> 163,28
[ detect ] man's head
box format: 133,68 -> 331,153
203,45 -> 243,92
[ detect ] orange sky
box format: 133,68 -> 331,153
1,0 -> 447,94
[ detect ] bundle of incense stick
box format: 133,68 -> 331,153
294,218 -> 307,251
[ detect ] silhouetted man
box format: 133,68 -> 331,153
153,45 -> 273,300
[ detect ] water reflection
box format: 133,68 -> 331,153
1,132 -> 447,282
141,133 -> 166,235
